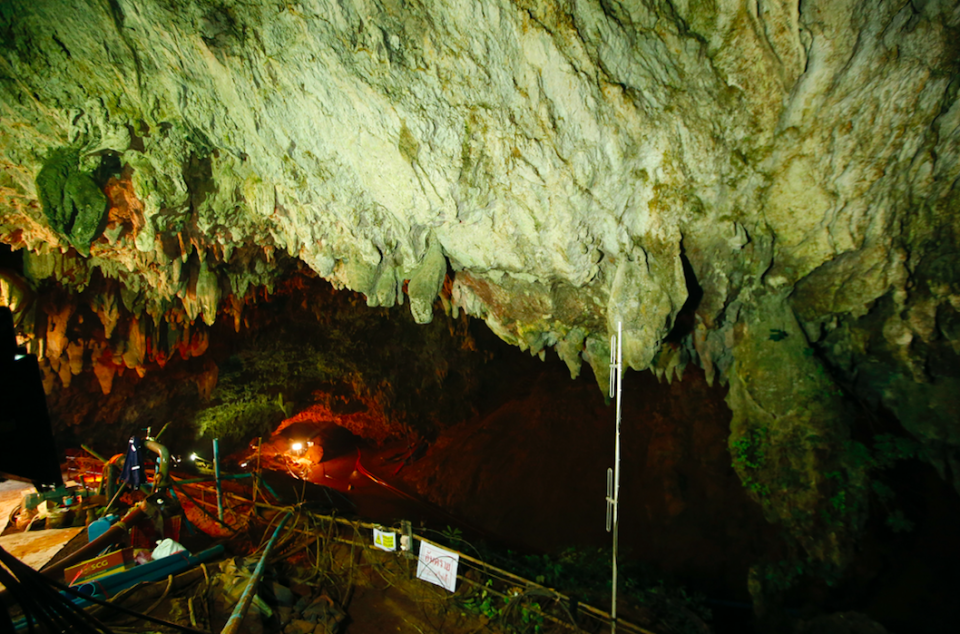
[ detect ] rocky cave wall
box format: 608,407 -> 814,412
2,0 -> 960,580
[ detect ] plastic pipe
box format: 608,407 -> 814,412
76,545 -> 225,600
144,440 -> 171,489
42,501 -> 147,579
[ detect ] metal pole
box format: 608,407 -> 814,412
611,321 -> 622,633
220,511 -> 292,634
213,438 -> 224,522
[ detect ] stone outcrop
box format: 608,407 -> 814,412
2,0 -> 959,578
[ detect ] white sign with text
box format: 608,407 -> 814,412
373,528 -> 397,551
415,541 -> 459,592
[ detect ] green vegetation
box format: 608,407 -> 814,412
427,522 -> 712,633
193,395 -> 283,442
813,434 -> 919,534
731,426 -> 770,497
189,283 -> 485,443
461,544 -> 711,634
440,525 -> 463,546
743,431 -> 921,593
818,434 -> 919,535
191,340 -> 338,441
459,579 -> 545,633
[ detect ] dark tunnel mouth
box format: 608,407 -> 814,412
663,249 -> 703,344
0,242 -> 23,274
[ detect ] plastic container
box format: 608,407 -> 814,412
87,514 -> 119,542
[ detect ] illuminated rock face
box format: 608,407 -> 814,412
1,0 -> 959,569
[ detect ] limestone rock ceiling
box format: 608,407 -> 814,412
1,0 -> 960,572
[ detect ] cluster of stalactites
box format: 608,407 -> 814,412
0,260 -> 277,395
0,163 -> 294,393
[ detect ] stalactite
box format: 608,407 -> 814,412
66,340 -> 84,376
196,257 -> 221,326
224,293 -> 243,332
57,353 -> 72,388
93,356 -> 115,394
181,258 -> 202,321
195,359 -> 218,401
93,288 -> 120,339
122,316 -> 145,369
44,301 -> 73,360
40,358 -> 56,394
177,232 -> 190,263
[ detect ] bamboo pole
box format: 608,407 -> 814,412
80,444 -> 108,463
220,511 -> 292,634
213,439 -> 224,522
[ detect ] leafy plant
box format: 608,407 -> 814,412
440,525 -> 463,547
193,395 -> 281,441
460,581 -> 504,621
758,431 -> 921,596
732,427 -> 768,470
872,434 -> 919,468
731,426 -> 770,497
885,509 -> 915,533
517,601 -> 544,632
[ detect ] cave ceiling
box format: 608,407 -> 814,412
2,0 -> 960,571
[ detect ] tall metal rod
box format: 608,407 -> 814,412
220,511 -> 292,634
611,321 -> 623,633
213,438 -> 224,522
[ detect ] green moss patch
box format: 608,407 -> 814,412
36,147 -> 108,256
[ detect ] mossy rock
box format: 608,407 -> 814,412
726,294 -> 869,571
35,147 -> 108,256
36,148 -> 79,234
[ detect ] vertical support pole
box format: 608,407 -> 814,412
221,511 -> 292,634
400,519 -> 414,578
610,321 -> 623,632
251,437 -> 262,505
213,438 -> 224,522
400,520 -> 413,555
